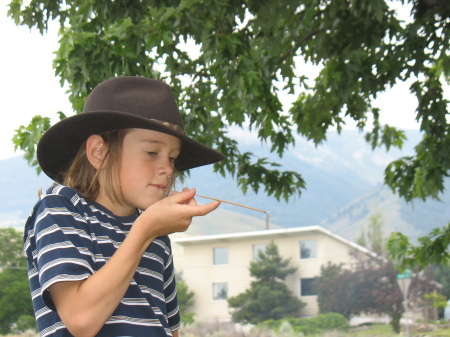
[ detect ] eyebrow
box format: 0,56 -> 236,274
140,139 -> 182,152
141,139 -> 163,144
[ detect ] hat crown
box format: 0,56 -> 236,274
37,76 -> 224,183
83,76 -> 184,128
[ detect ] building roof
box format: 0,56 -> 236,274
172,225 -> 377,257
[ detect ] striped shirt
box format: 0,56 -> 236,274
24,185 -> 180,336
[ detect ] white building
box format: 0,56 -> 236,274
172,226 -> 375,321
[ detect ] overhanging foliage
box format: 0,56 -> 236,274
7,0 -> 450,202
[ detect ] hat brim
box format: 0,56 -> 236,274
37,111 -> 224,183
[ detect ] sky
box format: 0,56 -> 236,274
0,1 -> 431,162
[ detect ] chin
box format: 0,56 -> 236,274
139,198 -> 163,210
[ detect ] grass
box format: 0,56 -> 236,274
3,322 -> 450,337
344,324 -> 398,336
314,323 -> 450,337
412,328 -> 450,337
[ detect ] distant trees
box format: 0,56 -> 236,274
433,265 -> 450,304
176,278 -> 196,326
419,264 -> 450,319
315,255 -> 439,333
0,228 -> 35,334
228,242 -> 305,324
0,228 -> 26,269
0,269 -> 34,334
356,211 -> 386,256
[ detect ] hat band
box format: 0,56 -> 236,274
150,119 -> 185,135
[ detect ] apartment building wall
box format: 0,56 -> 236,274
173,226 -> 372,321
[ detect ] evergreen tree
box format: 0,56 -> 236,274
228,242 -> 305,324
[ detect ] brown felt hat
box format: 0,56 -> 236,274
37,76 -> 224,183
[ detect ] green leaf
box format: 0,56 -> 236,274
12,115 -> 51,170
7,0 -> 450,210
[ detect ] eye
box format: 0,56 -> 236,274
146,151 -> 158,157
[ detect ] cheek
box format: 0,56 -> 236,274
168,173 -> 176,187
119,157 -> 140,184
122,158 -> 156,181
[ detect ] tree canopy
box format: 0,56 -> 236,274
0,229 -> 35,334
0,228 -> 27,269
388,223 -> 450,269
8,0 -> 450,202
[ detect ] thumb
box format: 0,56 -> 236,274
193,200 -> 221,216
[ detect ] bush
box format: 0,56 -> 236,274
287,317 -> 321,335
278,321 -> 305,337
11,315 -> 36,334
182,319 -> 246,337
310,313 -> 349,331
259,313 -> 348,335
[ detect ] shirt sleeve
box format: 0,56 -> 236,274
32,192 -> 95,310
163,238 -> 181,331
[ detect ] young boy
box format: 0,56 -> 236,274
24,76 -> 224,336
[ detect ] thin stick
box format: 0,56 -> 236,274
164,189 -> 267,213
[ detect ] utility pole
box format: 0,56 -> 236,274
265,212 -> 270,230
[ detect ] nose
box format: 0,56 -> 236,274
157,157 -> 175,176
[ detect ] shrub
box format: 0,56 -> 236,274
259,313 -> 348,335
11,315 -> 36,334
311,313 -> 349,331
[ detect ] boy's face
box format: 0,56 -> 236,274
114,128 -> 181,216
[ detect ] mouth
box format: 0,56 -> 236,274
150,184 -> 167,190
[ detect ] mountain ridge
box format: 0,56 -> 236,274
1,129 -> 449,243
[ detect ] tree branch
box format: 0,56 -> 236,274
278,29 -> 325,64
216,17 -> 227,36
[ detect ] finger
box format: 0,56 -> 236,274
181,187 -> 198,205
168,188 -> 196,204
186,193 -> 198,206
190,201 -> 221,216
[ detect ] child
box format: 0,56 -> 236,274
23,76 -> 224,337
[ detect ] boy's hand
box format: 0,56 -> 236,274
135,188 -> 220,239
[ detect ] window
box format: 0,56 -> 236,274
300,240 -> 317,259
213,247 -> 228,265
300,278 -> 317,296
213,283 -> 228,300
252,243 -> 267,261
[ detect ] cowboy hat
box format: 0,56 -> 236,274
37,76 -> 224,183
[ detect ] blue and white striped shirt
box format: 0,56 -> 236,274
24,185 -> 180,336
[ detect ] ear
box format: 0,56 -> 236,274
86,135 -> 107,170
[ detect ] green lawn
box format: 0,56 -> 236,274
316,323 -> 450,337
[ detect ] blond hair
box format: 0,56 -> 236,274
63,130 -> 127,204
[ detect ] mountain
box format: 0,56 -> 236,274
322,182 -> 450,242
1,129 -> 449,243
0,155 -> 53,228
